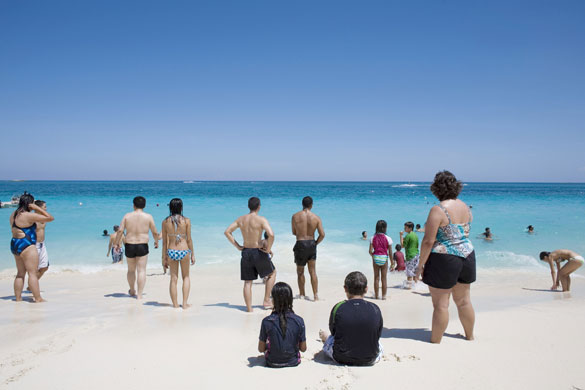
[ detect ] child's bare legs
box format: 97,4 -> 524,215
169,260 -> 180,308
372,262 -> 381,299
381,262 -> 388,299
179,255 -> 191,308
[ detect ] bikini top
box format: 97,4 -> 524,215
431,204 -> 474,258
168,215 -> 187,244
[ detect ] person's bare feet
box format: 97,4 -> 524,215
318,329 -> 328,343
382,296 -> 387,300
172,303 -> 180,308
313,294 -> 319,301
182,303 -> 191,309
263,300 -> 273,310
128,289 -> 136,297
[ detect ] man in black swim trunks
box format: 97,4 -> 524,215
115,196 -> 159,299
291,196 -> 325,301
225,197 -> 276,312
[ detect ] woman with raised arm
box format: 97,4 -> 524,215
10,192 -> 54,302
161,198 -> 195,308
415,171 -> 475,343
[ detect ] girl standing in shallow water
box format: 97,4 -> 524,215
161,198 -> 195,308
368,220 -> 393,300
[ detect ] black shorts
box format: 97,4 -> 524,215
422,251 -> 476,289
241,248 -> 275,281
293,240 -> 317,266
125,243 -> 149,258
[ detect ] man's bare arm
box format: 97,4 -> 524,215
262,218 -> 274,253
224,220 -> 243,251
291,216 -> 297,236
315,217 -> 325,245
149,215 -> 159,249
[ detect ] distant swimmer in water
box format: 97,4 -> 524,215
416,224 -> 425,233
103,229 -> 109,236
539,250 -> 584,292
481,227 -> 493,241
361,231 -> 368,240
527,225 -> 535,234
107,225 -> 124,263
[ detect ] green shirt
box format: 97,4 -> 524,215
403,231 -> 419,261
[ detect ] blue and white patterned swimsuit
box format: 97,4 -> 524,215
431,204 -> 474,258
167,249 -> 191,261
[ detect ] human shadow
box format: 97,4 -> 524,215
147,272 -> 165,277
204,302 -> 265,312
247,356 -> 265,367
312,350 -> 338,366
381,328 -> 464,342
0,295 -> 35,302
522,288 -> 561,293
143,301 -> 173,308
411,291 -> 431,297
104,292 -> 134,298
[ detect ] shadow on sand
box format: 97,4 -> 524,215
104,292 -> 134,298
0,295 -> 35,302
522,288 -> 562,293
204,302 -> 267,312
143,301 -> 173,308
381,328 -> 465,342
312,350 -> 338,366
247,356 -> 265,367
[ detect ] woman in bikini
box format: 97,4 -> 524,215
539,249 -> 583,292
415,171 -> 475,343
161,198 -> 195,308
9,192 -> 54,302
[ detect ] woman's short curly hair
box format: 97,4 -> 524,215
430,170 -> 463,201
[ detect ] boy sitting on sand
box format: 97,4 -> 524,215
319,271 -> 383,366
258,282 -> 307,367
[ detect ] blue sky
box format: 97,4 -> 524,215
1,0 -> 584,181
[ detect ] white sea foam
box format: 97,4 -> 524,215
392,184 -> 420,188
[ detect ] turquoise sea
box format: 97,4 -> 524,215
1,181 -> 584,274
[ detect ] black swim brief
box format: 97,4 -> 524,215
422,251 -> 476,289
125,243 -> 149,258
241,248 -> 275,281
293,240 -> 317,267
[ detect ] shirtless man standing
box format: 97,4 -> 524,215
225,197 -> 276,312
292,196 -> 325,301
115,196 -> 158,299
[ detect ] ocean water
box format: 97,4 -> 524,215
0,181 -> 584,274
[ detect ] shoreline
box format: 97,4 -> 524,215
1,265 -> 584,389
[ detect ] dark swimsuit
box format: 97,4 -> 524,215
10,219 -> 37,255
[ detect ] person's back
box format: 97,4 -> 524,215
292,209 -> 320,240
393,245 -> 405,271
329,298 -> 382,366
124,210 -> 154,244
260,311 -> 306,367
238,212 -> 266,247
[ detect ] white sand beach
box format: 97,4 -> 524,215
1,261 -> 584,390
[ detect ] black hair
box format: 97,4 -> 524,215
375,220 -> 387,234
405,221 -> 415,230
527,225 -> 534,230
302,196 -> 313,209
539,251 -> 550,260
271,282 -> 294,336
169,198 -> 183,216
248,197 -> 260,211
416,224 -> 421,229
395,244 -> 402,251
344,271 -> 368,296
362,231 -> 367,237
430,170 -> 463,201
103,229 -> 108,235
34,200 -> 46,207
113,225 -> 119,232
133,196 -> 146,209
485,227 -> 490,231
15,192 -> 34,217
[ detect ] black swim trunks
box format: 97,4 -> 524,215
241,248 -> 275,281
125,243 -> 149,258
293,240 -> 317,267
422,251 -> 476,289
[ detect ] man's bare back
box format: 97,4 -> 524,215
292,210 -> 323,242
119,210 -> 157,245
237,213 -> 270,249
